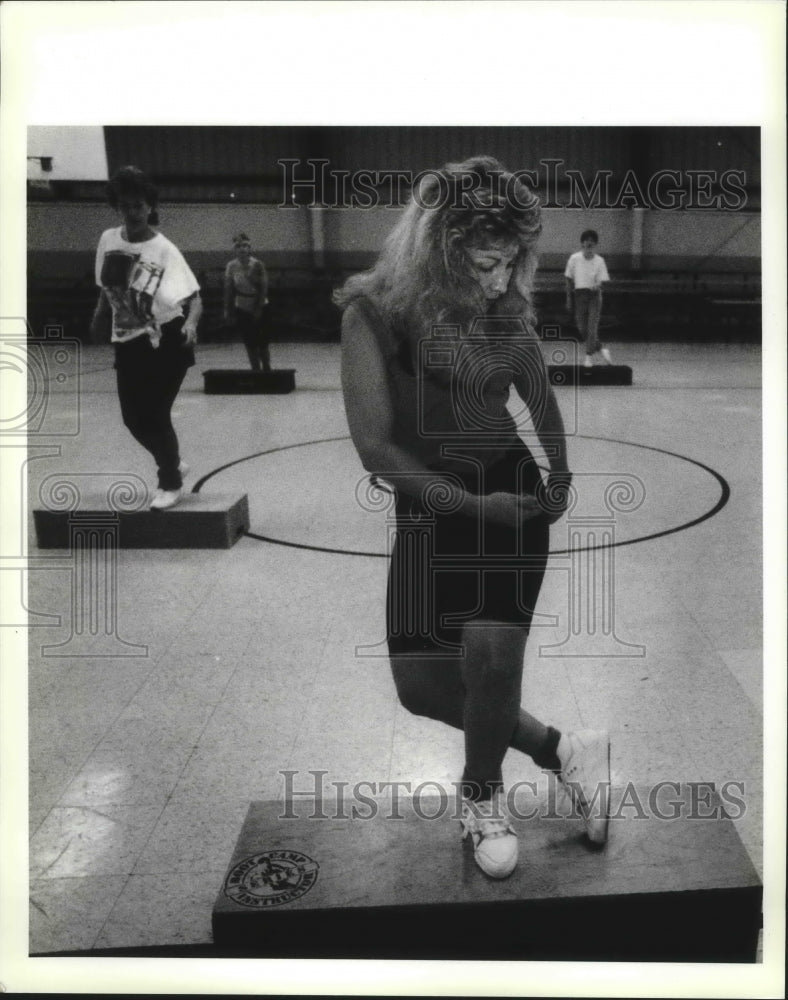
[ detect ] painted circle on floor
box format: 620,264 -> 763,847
194,434 -> 729,557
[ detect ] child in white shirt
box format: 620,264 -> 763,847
564,230 -> 612,367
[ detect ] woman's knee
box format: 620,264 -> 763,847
390,656 -> 461,719
120,409 -> 144,436
124,410 -> 157,436
461,624 -> 528,685
393,674 -> 437,718
396,682 -> 432,717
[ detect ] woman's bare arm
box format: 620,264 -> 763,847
341,303 -> 543,525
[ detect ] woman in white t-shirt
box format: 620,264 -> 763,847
90,166 -> 203,509
564,229 -> 612,367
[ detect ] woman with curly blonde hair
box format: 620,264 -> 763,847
337,156 -> 610,879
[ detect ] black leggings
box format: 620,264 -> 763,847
235,309 -> 271,372
114,319 -> 193,490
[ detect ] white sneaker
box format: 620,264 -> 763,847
600,348 -> 613,365
461,792 -> 518,878
150,488 -> 183,510
557,730 -> 611,844
583,355 -> 594,368
178,461 -> 190,478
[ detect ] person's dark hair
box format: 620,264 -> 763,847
580,229 -> 598,243
233,232 -> 252,248
334,155 -> 542,337
107,166 -> 160,226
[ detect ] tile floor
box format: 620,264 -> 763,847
18,339 -> 768,957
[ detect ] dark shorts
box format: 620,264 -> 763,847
386,443 -> 550,658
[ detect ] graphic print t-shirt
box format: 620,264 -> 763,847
95,228 -> 200,344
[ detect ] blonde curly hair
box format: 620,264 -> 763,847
334,155 -> 542,339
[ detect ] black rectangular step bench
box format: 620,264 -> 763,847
548,365 -> 633,386
212,784 -> 761,962
33,492 -> 249,549
203,369 -> 296,394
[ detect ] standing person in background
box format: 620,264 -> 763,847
337,156 -> 610,881
90,165 -> 202,510
223,233 -> 271,373
565,229 -> 612,367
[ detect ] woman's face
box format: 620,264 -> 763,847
236,242 -> 252,261
466,244 -> 518,301
118,196 -> 152,239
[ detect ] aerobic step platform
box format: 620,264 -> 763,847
212,784 -> 761,962
33,492 -> 249,549
203,369 -> 296,394
548,364 -> 633,386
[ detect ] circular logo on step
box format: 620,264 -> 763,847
224,850 -> 319,908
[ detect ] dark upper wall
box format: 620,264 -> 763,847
99,125 -> 760,206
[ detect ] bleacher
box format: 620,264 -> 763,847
26,266 -> 761,345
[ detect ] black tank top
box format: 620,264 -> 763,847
348,297 -> 526,478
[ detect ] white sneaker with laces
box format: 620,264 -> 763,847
600,347 -> 613,365
461,792 -> 518,878
557,730 -> 611,844
150,488 -> 183,510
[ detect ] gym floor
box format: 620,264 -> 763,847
23,338 -> 765,956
